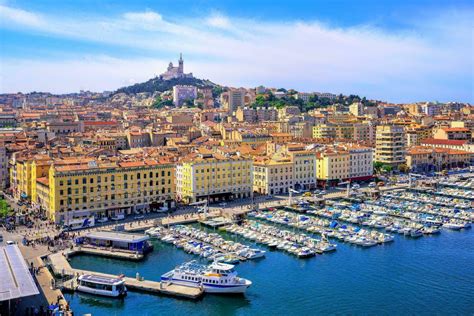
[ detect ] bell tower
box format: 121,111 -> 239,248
178,53 -> 184,74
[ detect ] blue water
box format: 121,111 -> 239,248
65,226 -> 474,315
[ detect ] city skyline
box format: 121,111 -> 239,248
0,0 -> 473,103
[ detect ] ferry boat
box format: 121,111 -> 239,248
77,274 -> 127,297
161,261 -> 252,294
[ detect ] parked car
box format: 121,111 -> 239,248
97,217 -> 109,223
111,214 -> 125,221
303,192 -> 312,197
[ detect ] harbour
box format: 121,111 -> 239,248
52,182 -> 474,315
63,224 -> 474,315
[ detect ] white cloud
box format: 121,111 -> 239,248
0,5 -> 45,28
0,5 -> 472,102
206,14 -> 231,29
123,11 -> 162,23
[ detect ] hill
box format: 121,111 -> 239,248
115,76 -> 218,95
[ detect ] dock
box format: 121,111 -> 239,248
66,245 -> 144,261
48,252 -> 203,299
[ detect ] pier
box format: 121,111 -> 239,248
48,253 -> 203,299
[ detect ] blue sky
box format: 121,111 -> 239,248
0,0 -> 473,103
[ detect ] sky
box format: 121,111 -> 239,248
0,0 -> 473,103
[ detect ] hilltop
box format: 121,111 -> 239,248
115,76 -> 218,95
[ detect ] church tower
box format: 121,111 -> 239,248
178,53 -> 184,74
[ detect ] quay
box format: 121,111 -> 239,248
47,253 -> 203,299
66,245 -> 145,261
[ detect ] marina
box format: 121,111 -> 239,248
46,183 -> 473,315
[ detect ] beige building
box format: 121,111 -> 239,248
375,125 -> 406,166
175,150 -> 253,204
313,124 -> 336,139
406,146 -> 473,172
253,156 -> 294,195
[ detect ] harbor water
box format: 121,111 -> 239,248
65,226 -> 474,315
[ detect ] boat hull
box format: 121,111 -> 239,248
77,285 -> 127,298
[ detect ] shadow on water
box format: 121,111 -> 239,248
67,292 -> 126,309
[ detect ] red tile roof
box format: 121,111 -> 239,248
421,138 -> 468,146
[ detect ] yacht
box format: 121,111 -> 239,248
77,274 -> 127,298
443,221 -> 465,230
161,261 -> 252,294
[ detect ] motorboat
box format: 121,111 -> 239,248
77,274 -> 127,298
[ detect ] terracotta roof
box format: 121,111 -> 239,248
421,139 -> 468,146
84,121 -> 118,126
441,127 -> 470,132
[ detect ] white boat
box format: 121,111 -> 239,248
443,222 -> 464,230
422,226 -> 441,234
161,261 -> 252,294
296,247 -> 315,258
77,274 -> 127,298
241,249 -> 266,259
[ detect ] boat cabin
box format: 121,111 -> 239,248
76,231 -> 153,254
78,274 -> 126,297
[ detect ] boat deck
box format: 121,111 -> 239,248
48,253 -> 203,299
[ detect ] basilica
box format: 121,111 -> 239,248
160,54 -> 194,80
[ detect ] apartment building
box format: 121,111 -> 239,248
375,125 -> 406,166
286,145 -> 317,191
173,85 -> 197,107
253,156 -> 293,195
406,146 -> 473,172
312,124 -> 336,139
175,150 -> 253,204
46,158 -> 175,223
316,148 -> 350,186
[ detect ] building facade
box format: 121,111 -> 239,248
176,151 -> 253,204
375,125 -> 406,166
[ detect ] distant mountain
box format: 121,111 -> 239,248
115,76 -> 218,95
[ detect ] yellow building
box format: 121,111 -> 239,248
316,148 -> 350,186
253,156 -> 293,195
312,124 -> 336,139
9,154 -> 51,201
47,158 -> 175,223
176,150 -> 253,204
406,125 -> 433,146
